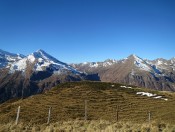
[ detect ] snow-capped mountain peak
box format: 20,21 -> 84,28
127,54 -> 142,61
34,49 -> 51,59
32,49 -> 65,65
33,49 -> 55,60
125,54 -> 151,72
9,50 -> 81,75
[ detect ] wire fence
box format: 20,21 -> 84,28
14,99 -> 153,125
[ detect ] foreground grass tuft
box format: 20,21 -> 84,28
0,120 -> 175,132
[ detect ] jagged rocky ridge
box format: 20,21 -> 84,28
0,49 -> 99,103
72,55 -> 175,91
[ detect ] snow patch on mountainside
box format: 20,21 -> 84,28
157,60 -> 163,65
133,55 -> 151,72
90,62 -> 99,68
0,49 -> 25,68
27,54 -> 36,63
136,92 -> 168,101
120,85 -> 132,89
81,59 -> 118,68
10,58 -> 27,72
136,92 -> 157,97
103,59 -> 118,66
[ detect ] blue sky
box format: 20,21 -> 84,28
0,0 -> 175,63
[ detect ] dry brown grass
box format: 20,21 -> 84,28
0,120 -> 175,132
0,82 -> 175,131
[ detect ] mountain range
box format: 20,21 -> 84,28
72,55 -> 175,91
0,49 -> 175,103
0,49 -> 99,103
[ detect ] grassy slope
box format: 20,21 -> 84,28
0,81 -> 175,126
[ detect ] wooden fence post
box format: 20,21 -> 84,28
116,105 -> 119,122
15,106 -> 20,125
148,111 -> 151,131
84,100 -> 87,121
47,107 -> 51,124
148,111 -> 151,124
